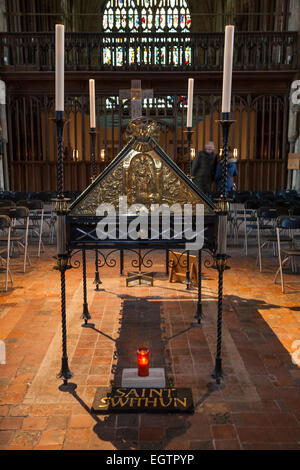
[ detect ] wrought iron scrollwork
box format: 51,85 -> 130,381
97,249 -> 120,268
202,248 -> 215,269
129,248 -> 157,270
67,250 -> 81,270
167,250 -> 189,269
95,248 -> 162,271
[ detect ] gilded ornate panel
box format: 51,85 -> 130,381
69,148 -> 214,216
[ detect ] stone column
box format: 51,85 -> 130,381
287,80 -> 300,190
0,0 -> 6,32
293,136 -> 300,190
287,1 -> 300,190
288,0 -> 300,31
0,80 -> 9,190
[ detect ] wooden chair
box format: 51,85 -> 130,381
17,200 -> 45,256
256,208 -> 283,272
274,216 -> 300,293
0,206 -> 30,273
0,215 -> 13,291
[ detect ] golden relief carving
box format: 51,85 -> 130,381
70,149 -> 214,216
126,153 -> 160,205
125,118 -> 160,152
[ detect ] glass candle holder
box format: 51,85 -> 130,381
136,347 -> 150,377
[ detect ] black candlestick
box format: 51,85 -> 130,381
89,127 -> 102,292
90,127 -> 97,179
192,249 -> 203,327
185,250 -> 191,290
81,248 -> 94,328
211,111 -> 235,385
185,127 -> 193,178
54,110 -> 76,392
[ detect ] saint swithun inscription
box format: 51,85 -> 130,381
92,387 -> 194,413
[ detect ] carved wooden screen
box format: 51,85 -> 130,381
6,91 -> 289,192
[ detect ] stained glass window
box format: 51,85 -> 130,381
102,0 -> 191,66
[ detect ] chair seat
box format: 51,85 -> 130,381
259,224 -> 274,230
248,222 -> 268,229
282,249 -> 300,256
14,225 -> 38,230
0,235 -> 24,241
264,235 -> 292,242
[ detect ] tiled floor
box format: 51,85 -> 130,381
0,241 -> 300,450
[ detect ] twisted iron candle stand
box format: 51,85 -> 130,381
184,127 -> 194,291
54,111 -> 76,392
211,112 -> 235,386
184,127 -> 203,314
81,248 -> 95,328
184,127 -> 194,178
191,249 -> 204,327
185,251 -> 192,290
89,127 -> 102,292
80,129 -> 97,328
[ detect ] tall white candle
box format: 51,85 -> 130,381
186,78 -> 194,128
221,25 -> 234,114
89,79 -> 96,128
55,24 -> 64,112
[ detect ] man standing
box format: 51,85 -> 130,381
191,141 -> 217,194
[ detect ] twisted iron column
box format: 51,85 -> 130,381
90,127 -> 102,292
120,249 -> 124,276
211,112 -> 234,385
81,248 -> 94,328
184,128 -> 194,292
192,249 -> 203,326
54,110 -> 76,392
184,127 -> 193,178
212,254 -> 227,384
165,249 -> 169,276
185,250 -> 191,290
57,258 -> 75,391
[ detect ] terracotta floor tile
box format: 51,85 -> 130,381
164,438 -> 190,450
34,445 -> 63,450
0,406 -> 10,417
22,416 -> 48,431
9,430 -> 39,447
69,414 -> 95,428
38,429 -> 66,446
214,439 -> 241,450
211,424 -> 237,440
0,430 -> 14,446
139,426 -> 164,442
46,415 -> 69,430
0,417 -> 24,430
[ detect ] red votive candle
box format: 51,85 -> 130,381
136,348 -> 150,377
